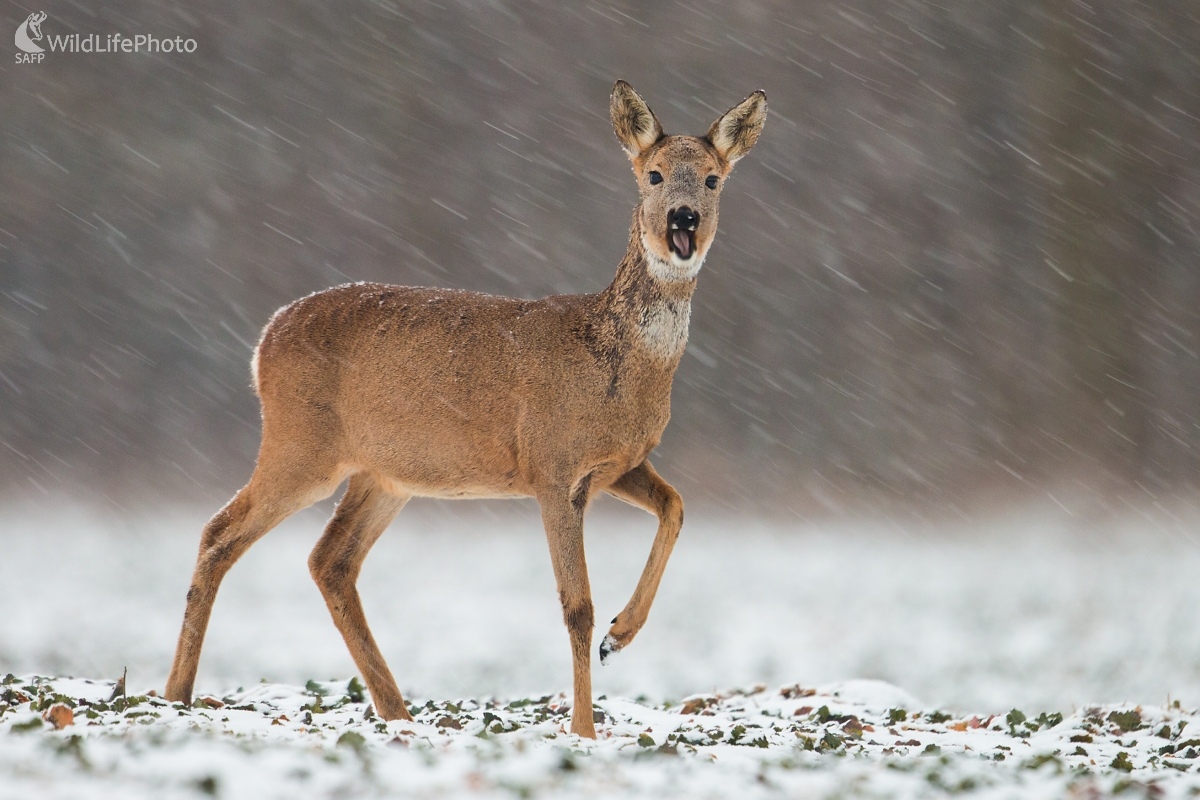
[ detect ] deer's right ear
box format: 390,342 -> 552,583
611,81 -> 664,159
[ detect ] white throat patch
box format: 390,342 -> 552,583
636,296 -> 691,359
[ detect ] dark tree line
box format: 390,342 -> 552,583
2,0 -> 1198,517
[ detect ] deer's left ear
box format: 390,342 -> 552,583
707,90 -> 767,166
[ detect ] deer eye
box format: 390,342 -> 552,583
705,175 -> 719,189
648,171 -> 663,185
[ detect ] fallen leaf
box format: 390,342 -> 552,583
43,704 -> 74,730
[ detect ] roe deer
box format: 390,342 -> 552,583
165,81 -> 767,738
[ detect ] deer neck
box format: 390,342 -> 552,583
596,211 -> 697,363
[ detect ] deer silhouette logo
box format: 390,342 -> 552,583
15,11 -> 47,54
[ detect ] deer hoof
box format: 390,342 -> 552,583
599,634 -> 621,665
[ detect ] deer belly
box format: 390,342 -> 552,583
376,473 -> 527,500
351,416 -> 528,500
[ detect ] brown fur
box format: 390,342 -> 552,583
165,81 -> 766,739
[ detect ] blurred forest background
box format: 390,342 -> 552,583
2,0 -> 1199,519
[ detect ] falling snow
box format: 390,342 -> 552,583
3,1 -> 1200,797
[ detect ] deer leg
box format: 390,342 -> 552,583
309,474 -> 411,721
599,460 -> 683,664
166,464 -> 341,705
538,484 -> 596,738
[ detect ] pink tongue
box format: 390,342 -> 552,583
671,230 -> 692,258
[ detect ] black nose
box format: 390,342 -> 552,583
669,206 -> 699,231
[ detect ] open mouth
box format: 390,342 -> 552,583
668,227 -> 696,260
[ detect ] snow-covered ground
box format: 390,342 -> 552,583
1,499 -> 1199,797
3,673 -> 1198,799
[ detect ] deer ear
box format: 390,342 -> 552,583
610,81 -> 664,159
707,90 -> 767,166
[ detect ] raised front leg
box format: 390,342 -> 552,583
309,474 -> 411,721
599,460 -> 683,663
538,485 -> 596,738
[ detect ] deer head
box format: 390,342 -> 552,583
610,80 -> 767,282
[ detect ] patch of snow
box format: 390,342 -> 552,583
819,679 -> 921,711
1,675 -> 1196,799
1,501 -> 1199,796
